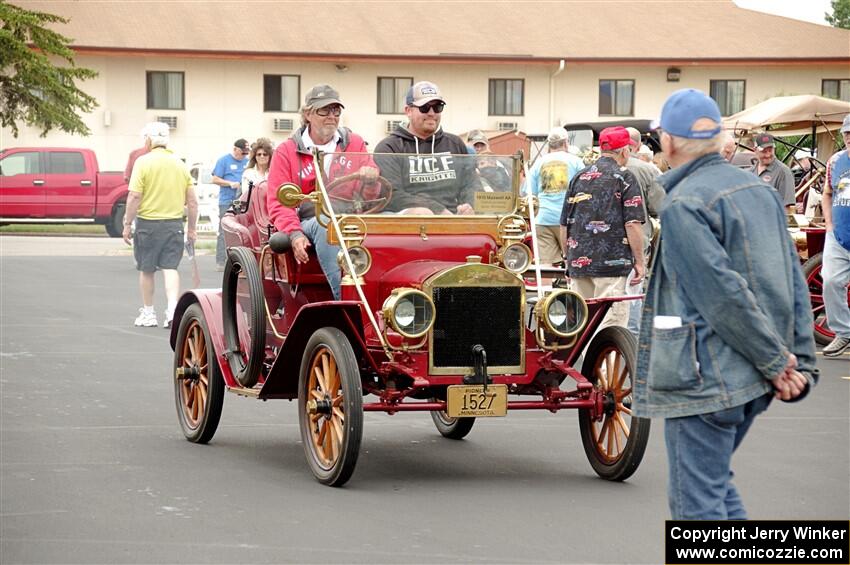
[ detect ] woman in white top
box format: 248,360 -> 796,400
240,137 -> 273,197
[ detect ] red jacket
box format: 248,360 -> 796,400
267,126 -> 371,237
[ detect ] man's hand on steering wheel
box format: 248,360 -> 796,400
358,166 -> 379,183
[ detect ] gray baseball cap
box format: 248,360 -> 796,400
304,84 -> 344,109
841,114 -> 850,133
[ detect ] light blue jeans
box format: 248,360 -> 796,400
301,216 -> 341,300
664,393 -> 772,520
822,231 -> 850,338
216,204 -> 229,265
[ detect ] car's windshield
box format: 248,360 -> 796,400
318,152 -> 518,217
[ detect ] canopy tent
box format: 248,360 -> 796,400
724,95 -> 850,161
724,94 -> 850,136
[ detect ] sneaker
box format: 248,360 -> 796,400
216,263 -> 225,272
823,336 -> 850,357
162,317 -> 173,330
134,308 -> 157,327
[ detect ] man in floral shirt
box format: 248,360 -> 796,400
560,126 -> 646,328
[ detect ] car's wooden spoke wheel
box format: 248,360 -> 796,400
173,303 -> 224,444
298,328 -> 362,486
579,326 -> 649,481
588,346 -> 632,463
803,253 -> 836,345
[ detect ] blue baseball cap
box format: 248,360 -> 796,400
653,89 -> 722,139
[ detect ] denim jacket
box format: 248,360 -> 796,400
634,153 -> 818,419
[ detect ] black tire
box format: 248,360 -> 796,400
579,326 -> 650,482
802,253 -> 834,346
222,246 -> 265,388
430,408 -> 475,440
173,303 -> 225,444
298,327 -> 363,487
105,202 -> 125,238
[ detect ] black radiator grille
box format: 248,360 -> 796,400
431,286 -> 522,368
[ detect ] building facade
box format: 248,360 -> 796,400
4,1 -> 849,170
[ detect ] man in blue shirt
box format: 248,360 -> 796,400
212,138 -> 249,269
526,126 -> 584,265
821,114 -> 850,357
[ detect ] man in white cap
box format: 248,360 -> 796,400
375,81 -> 477,215
821,114 -> 850,357
124,122 -> 198,328
634,89 -> 817,520
524,126 -> 584,264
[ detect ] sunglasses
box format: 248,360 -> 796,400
255,152 -> 269,157
413,102 -> 445,114
315,105 -> 342,117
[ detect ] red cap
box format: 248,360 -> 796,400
599,127 -> 631,151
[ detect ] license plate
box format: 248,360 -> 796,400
446,384 -> 507,418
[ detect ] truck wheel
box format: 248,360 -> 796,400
105,203 -> 125,238
222,246 -> 265,388
173,303 -> 225,444
298,327 -> 363,487
578,326 -> 650,482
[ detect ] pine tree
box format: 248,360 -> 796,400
0,1 -> 98,137
825,0 -> 850,29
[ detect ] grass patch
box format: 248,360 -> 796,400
0,223 -> 107,234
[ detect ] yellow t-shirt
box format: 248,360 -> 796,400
128,147 -> 192,220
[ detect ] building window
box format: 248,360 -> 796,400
146,71 -> 184,110
489,79 -> 524,116
822,79 -> 850,102
264,75 -> 300,112
709,80 -> 746,116
599,79 -> 634,116
377,77 -> 413,114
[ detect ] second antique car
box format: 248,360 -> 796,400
169,151 -> 649,487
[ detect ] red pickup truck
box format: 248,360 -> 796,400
0,147 -> 129,237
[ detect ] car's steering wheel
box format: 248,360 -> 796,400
324,172 -> 393,215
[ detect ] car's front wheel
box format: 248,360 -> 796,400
430,406 -> 475,439
578,326 -> 650,481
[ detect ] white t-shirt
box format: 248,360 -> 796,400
301,127 -> 341,175
241,167 -> 269,195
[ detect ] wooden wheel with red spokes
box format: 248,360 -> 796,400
298,327 -> 363,487
173,303 -> 224,444
579,326 -> 649,481
803,253 -> 839,346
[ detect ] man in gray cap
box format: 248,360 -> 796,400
821,114 -> 850,357
468,130 -> 489,154
266,84 -> 376,300
751,133 -> 795,211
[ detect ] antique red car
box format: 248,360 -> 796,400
169,152 -> 649,486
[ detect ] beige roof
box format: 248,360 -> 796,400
15,0 -> 850,62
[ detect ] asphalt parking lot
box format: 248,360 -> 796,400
1,235 -> 848,564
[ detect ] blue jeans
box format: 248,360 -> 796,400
822,231 -> 850,338
301,216 -> 341,300
216,204 -> 229,265
664,393 -> 772,520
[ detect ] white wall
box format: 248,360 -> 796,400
2,54 -> 844,171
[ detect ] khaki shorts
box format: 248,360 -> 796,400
535,224 -> 564,265
571,275 -> 629,330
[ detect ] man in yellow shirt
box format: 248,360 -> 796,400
123,122 -> 198,328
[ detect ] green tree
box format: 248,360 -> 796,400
0,1 -> 98,137
826,0 -> 850,29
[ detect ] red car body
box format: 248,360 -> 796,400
0,147 -> 128,236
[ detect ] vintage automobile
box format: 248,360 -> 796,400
168,151 -> 649,487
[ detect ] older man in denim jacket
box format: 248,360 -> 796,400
634,89 -> 818,520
